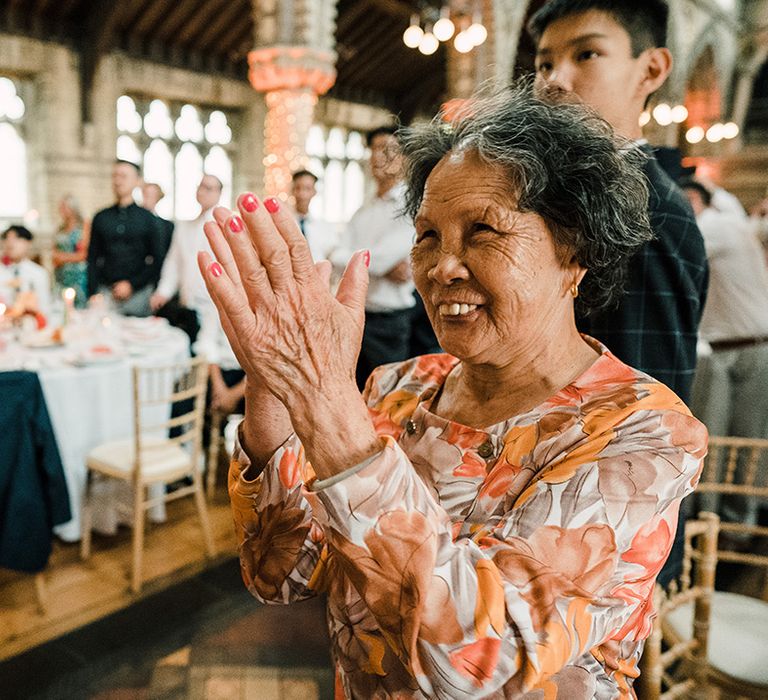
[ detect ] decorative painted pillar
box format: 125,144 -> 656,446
248,0 -> 337,198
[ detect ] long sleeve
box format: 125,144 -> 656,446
86,213 -> 104,296
229,433 -> 326,604
128,214 -> 163,291
155,228 -> 182,300
309,404 -> 703,698
228,350 -> 707,698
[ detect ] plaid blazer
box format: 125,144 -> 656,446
578,151 -> 709,405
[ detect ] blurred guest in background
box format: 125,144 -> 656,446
530,0 -> 708,406
150,174 -> 222,343
141,181 -> 174,267
87,160 -> 164,316
290,169 -> 338,262
750,194 -> 768,266
681,179 -> 768,439
682,179 -> 768,532
529,0 -> 709,586
0,225 -> 51,316
330,126 -> 417,388
52,194 -> 89,307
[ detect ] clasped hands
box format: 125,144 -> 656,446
198,193 -> 383,480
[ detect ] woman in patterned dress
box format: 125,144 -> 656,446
198,85 -> 707,699
52,194 -> 89,307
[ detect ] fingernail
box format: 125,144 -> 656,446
264,197 -> 280,214
241,193 -> 258,213
362,250 -> 370,268
229,216 -> 244,233
209,262 -> 223,278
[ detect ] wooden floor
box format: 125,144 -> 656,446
0,490 -> 238,662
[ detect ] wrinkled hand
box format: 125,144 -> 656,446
197,195 -> 369,403
197,194 -> 379,478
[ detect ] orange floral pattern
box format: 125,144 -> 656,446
229,343 -> 706,698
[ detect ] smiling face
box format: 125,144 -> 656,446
534,10 -> 664,139
411,150 -> 583,366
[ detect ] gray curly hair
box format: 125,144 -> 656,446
399,82 -> 654,316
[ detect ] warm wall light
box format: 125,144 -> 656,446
671,105 -> 689,123
466,19 -> 488,46
686,126 -> 705,144
639,111 -> 651,127
722,122 -> 739,139
404,3 -> 486,53
652,103 -> 672,126
403,15 -> 423,48
433,8 -> 455,41
418,32 -> 439,55
706,123 -> 724,143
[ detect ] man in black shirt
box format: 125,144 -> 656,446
529,0 -> 709,586
87,160 -> 164,316
141,181 -> 174,268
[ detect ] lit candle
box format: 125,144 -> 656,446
62,287 -> 75,326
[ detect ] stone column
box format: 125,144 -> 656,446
248,0 -> 337,199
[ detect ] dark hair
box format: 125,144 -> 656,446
528,0 -> 669,56
678,179 -> 712,208
399,81 -> 654,316
114,159 -> 141,175
1,225 -> 33,241
366,125 -> 398,147
292,169 -> 318,183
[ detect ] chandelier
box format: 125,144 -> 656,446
402,2 -> 488,56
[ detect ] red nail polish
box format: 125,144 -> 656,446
264,197 -> 280,214
363,250 -> 370,268
229,216 -> 244,233
210,262 -> 223,278
241,193 -> 258,213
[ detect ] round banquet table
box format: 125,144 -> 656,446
0,314 -> 190,542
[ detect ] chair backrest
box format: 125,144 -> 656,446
131,355 -> 208,478
638,513 -> 720,700
697,435 -> 768,598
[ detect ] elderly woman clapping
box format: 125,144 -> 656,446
198,86 -> 706,699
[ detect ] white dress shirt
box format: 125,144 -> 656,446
697,207 -> 768,342
155,208 -> 214,310
296,213 -> 339,262
0,259 -> 52,316
193,300 -> 240,370
329,183 -> 415,312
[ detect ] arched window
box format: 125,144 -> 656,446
116,96 -> 237,220
305,125 -> 368,223
0,77 -> 28,226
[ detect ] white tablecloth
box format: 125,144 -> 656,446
0,315 -> 190,541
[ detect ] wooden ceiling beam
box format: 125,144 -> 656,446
336,0 -> 375,37
395,64 -> 445,121
193,1 -> 247,52
343,38 -> 412,90
132,0 -> 174,36
176,0 -> 232,46
368,0 -> 413,20
153,0 -> 203,42
122,0 -> 155,33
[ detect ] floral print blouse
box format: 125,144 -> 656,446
229,341 -> 706,699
